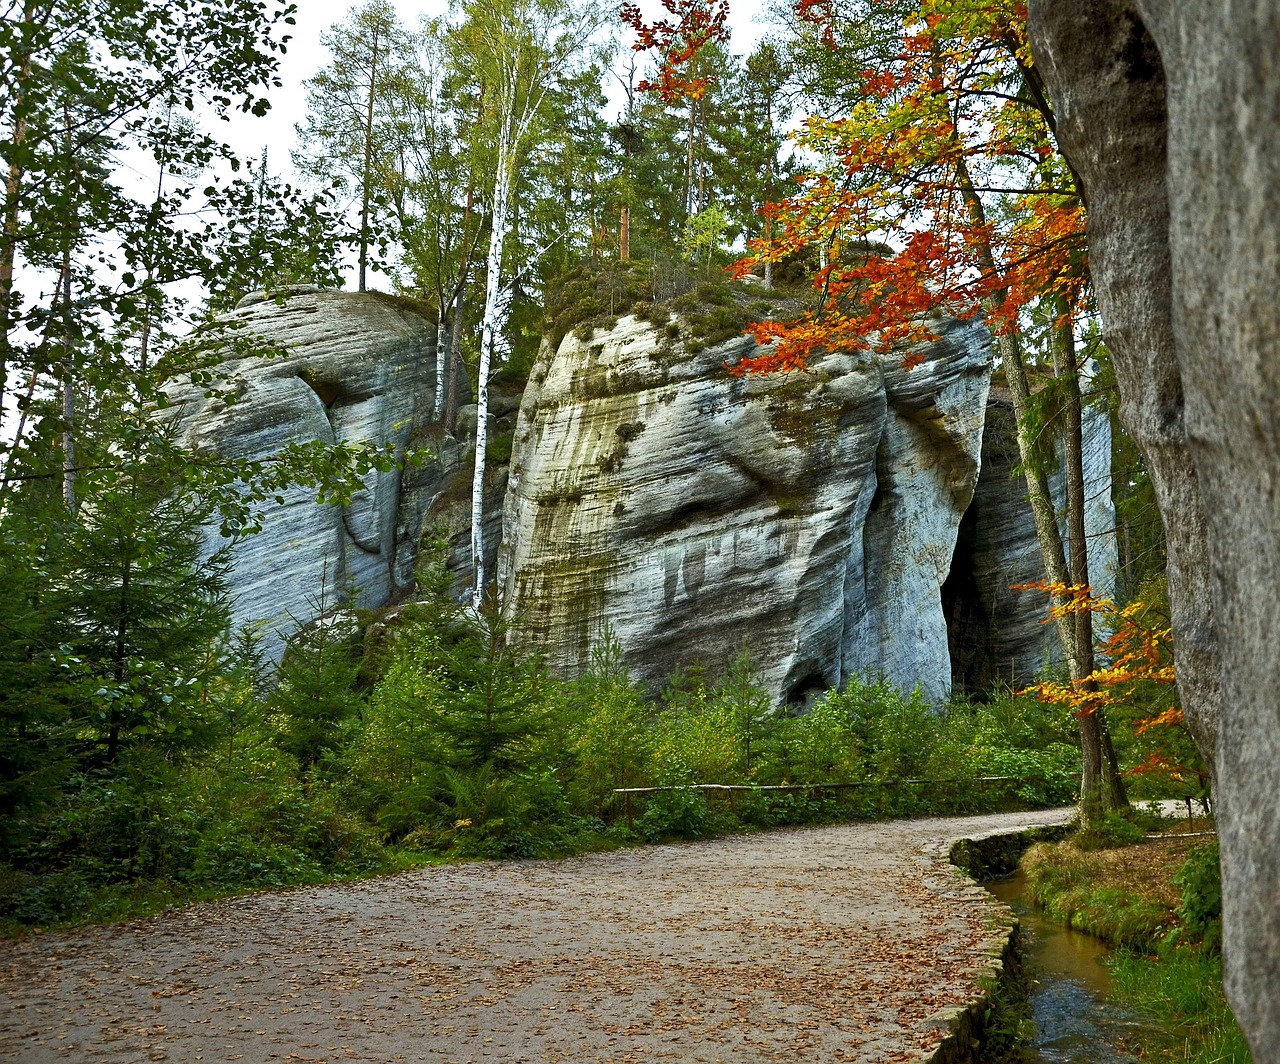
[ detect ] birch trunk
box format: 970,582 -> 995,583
433,312 -> 446,421
470,121 -> 513,607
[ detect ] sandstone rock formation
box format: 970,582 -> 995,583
500,311 -> 1016,705
946,389 -> 1116,693
1028,4 -> 1279,1052
164,289 -> 447,661
171,287 -> 1115,718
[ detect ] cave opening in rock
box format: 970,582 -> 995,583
784,669 -> 829,710
299,372 -> 345,409
941,502 -> 997,701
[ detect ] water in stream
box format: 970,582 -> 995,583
986,871 -> 1164,1063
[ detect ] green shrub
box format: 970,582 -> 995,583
1175,843 -> 1223,950
639,757 -> 709,841
1075,812 -> 1148,850
566,635 -> 654,816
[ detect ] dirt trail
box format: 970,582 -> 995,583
0,809 -> 1073,1063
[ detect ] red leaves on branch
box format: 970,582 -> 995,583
621,0 -> 731,102
733,0 -> 1087,377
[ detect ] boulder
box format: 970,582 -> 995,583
498,312 -> 995,704
164,290 -> 445,661
1028,3 -> 1280,1051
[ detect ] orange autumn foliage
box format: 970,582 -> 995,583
1018,581 -> 1202,788
620,0 -> 731,103
732,0 -> 1087,376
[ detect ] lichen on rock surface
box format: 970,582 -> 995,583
499,309 -> 1000,704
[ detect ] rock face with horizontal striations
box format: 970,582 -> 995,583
499,313 -> 997,705
164,289 -> 447,662
1029,3 -> 1280,1052
945,388 -> 1116,694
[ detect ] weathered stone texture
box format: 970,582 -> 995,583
947,390 -> 1116,693
498,313 -> 996,704
164,290 -> 444,661
1029,2 -> 1280,1052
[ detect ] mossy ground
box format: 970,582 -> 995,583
544,260 -> 809,357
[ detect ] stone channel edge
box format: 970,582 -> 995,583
919,821 -> 1076,1063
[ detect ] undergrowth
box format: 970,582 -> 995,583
1021,829 -> 1249,1062
1,613 -> 1079,934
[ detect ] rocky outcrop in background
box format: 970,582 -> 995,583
946,389 -> 1115,693
1029,3 -> 1279,1052
498,311 -> 1114,704
174,288 -> 1115,708
165,289 -> 457,662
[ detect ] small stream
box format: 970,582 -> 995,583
986,871 -> 1163,1062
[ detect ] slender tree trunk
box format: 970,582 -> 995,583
0,7 -> 35,430
1057,300 -> 1127,814
445,288 -> 464,435
472,121 -> 513,607
60,251 -> 75,515
619,204 -> 630,261
433,310 -> 446,421
955,152 -> 1124,817
59,106 -> 78,516
444,177 -> 477,433
684,96 -> 696,218
358,24 -> 383,293
763,94 -> 774,290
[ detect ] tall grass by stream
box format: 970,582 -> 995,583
1023,829 -> 1250,1062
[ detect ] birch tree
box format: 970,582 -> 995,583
458,0 -> 610,606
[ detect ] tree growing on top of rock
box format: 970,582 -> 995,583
294,0 -> 416,293
622,0 -> 730,220
454,0 -> 611,607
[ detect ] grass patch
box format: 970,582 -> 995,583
1019,824 -> 1249,1062
1110,949 -> 1251,1063
1022,836 -> 1188,949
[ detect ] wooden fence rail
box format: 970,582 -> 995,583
611,776 -> 1024,831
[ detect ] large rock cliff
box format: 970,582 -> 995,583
164,289 -> 452,660
172,288 -> 1114,708
498,311 -> 1020,704
1029,3 -> 1280,1051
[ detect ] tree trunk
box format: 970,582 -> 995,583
763,214 -> 774,290
0,6 -> 35,430
956,152 -> 1125,818
619,204 -> 630,262
684,96 -> 696,218
433,309 -> 446,421
472,120 -> 513,606
60,252 -> 75,515
1057,301 -> 1127,814
358,23 -> 383,293
445,288 -> 464,435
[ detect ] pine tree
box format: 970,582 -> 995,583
294,0 -> 414,292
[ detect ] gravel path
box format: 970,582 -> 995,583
0,809 -> 1073,1064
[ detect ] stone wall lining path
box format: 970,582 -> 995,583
0,809 -> 1074,1063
